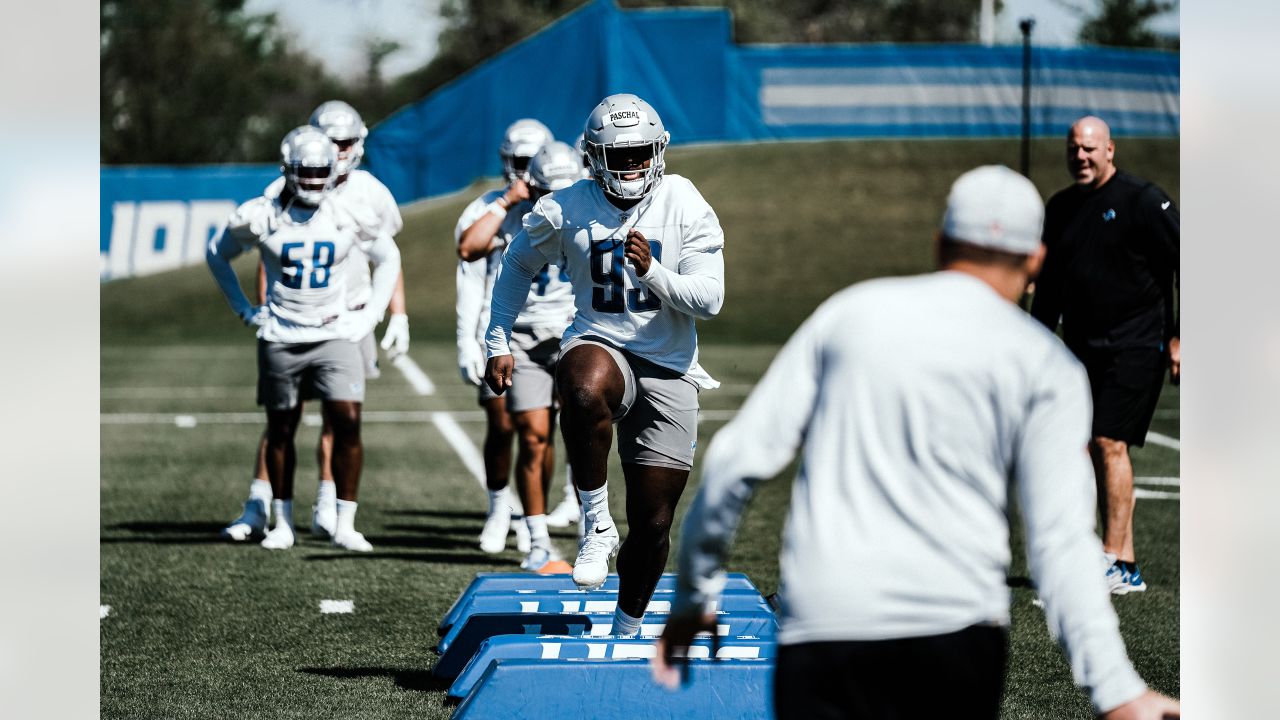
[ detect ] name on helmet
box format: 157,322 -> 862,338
607,110 -> 643,126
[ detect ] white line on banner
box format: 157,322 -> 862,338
392,355 -> 436,396
431,412 -> 486,487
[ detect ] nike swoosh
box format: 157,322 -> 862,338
594,525 -> 613,534
1161,201 -> 1171,210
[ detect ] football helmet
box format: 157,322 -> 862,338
573,133 -> 592,179
280,125 -> 339,206
583,94 -> 669,200
310,100 -> 368,175
499,118 -> 553,183
528,141 -> 585,200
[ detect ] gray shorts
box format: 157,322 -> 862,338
257,339 -> 366,410
359,331 -> 381,380
562,336 -> 700,470
509,335 -> 562,414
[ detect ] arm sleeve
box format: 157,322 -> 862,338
204,199 -> 270,319
1141,184 -> 1179,339
456,258 -> 487,351
638,248 -> 724,319
484,229 -> 551,358
360,232 -> 401,319
1016,349 -> 1147,713
672,305 -> 826,615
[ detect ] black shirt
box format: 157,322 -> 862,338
1030,169 -> 1179,352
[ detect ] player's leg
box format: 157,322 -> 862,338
311,417 -> 337,538
325,398 -> 371,551
556,340 -> 630,588
478,393 -> 518,553
544,406 -> 582,529
512,407 -> 562,570
609,358 -> 700,632
221,432 -> 272,541
261,404 -> 302,550
1092,436 -> 1134,557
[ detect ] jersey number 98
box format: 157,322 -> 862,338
590,239 -> 662,313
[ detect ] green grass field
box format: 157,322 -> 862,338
101,138 -> 1179,718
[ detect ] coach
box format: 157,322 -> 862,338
1030,116 -> 1180,595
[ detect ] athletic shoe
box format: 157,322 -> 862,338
311,501 -> 337,539
572,521 -> 620,589
332,529 -> 374,553
479,503 -> 513,554
1120,561 -> 1147,593
222,499 -> 269,542
1106,560 -> 1148,595
521,544 -> 564,572
544,497 -> 581,528
513,517 -> 531,553
260,524 -> 295,550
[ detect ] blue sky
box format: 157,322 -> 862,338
246,0 -> 1179,81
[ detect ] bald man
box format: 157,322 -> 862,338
1030,116 -> 1180,595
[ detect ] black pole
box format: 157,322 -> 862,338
1019,17 -> 1035,178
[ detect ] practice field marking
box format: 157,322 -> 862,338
1134,488 -> 1180,501
1135,476 -> 1180,487
100,605 -> 111,620
431,412 -> 486,487
319,600 -> 354,615
391,354 -> 436,396
1144,432 -> 1180,451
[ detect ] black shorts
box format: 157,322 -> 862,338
1076,346 -> 1166,446
773,625 -> 1008,720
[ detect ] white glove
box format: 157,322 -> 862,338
239,305 -> 269,328
457,344 -> 485,387
335,309 -> 377,343
380,313 -> 410,358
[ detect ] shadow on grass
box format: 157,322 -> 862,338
302,550 -> 507,565
380,523 -> 482,538
383,508 -> 487,521
101,520 -> 231,544
298,665 -> 451,693
361,533 -> 478,551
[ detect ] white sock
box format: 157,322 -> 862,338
562,466 -> 576,502
578,485 -> 611,527
525,514 -> 550,547
316,479 -> 337,506
272,499 -> 293,530
249,479 -> 272,503
335,499 -> 358,536
611,607 -> 643,637
488,487 -> 511,513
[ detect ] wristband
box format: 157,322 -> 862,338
487,201 -> 507,218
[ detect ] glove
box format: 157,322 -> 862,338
457,343 -> 485,387
380,313 -> 410,359
335,309 -> 377,343
239,305 -> 269,328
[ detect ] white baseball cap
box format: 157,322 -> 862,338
941,165 -> 1044,254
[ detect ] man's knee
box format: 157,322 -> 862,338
1091,436 -> 1129,461
325,402 -> 362,439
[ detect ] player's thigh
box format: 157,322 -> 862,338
617,358 -> 699,471
258,339 -> 313,411
557,336 -> 632,419
304,339 -> 367,404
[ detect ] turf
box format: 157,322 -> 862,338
101,138 -> 1179,718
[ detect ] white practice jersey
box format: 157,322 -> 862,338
455,191 -> 573,352
485,176 -> 724,388
213,193 -> 392,343
674,271 -> 1146,713
266,170 -> 401,309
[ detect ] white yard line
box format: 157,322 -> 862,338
319,600 -> 354,614
431,412 -> 486,487
1134,488 -> 1180,501
1135,476 -> 1180,487
100,605 -> 111,620
1144,432 -> 1181,451
391,355 -> 436,396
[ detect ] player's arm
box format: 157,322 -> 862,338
482,228 -> 547,393
379,271 -> 410,357
455,259 -> 488,385
457,183 -> 526,262
654,305 -> 826,688
1015,349 -> 1153,714
255,260 -> 267,306
361,231 -> 402,322
629,203 -> 726,318
206,200 -> 270,326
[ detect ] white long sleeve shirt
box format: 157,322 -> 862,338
673,271 -> 1146,714
484,176 -> 724,388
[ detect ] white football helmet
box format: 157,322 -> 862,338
499,118 -> 553,183
310,100 -> 368,175
528,141 -> 585,201
583,94 -> 669,200
573,133 -> 592,179
280,126 -> 339,206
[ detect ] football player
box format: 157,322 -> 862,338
485,94 -> 725,636
455,118 -> 552,554
220,101 -> 408,543
207,125 -> 401,552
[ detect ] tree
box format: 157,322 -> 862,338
1054,0 -> 1179,48
101,0 -> 343,163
